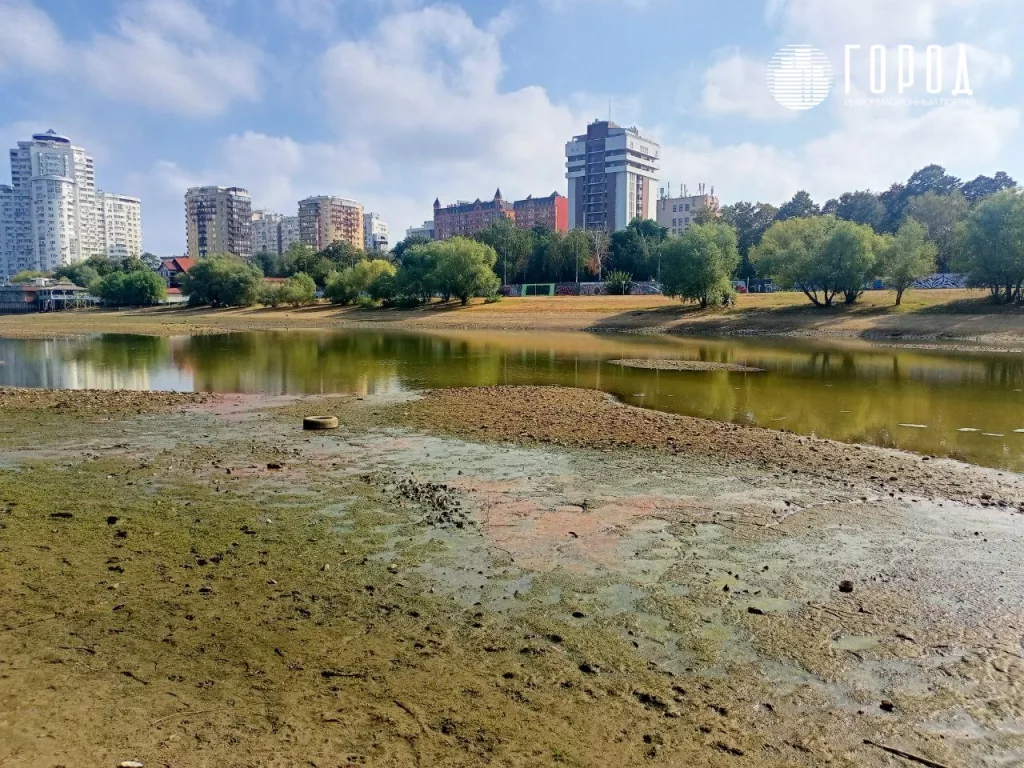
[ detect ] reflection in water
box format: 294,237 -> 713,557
0,330 -> 1022,471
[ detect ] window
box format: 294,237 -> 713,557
685,204 -> 690,211
672,205 -> 677,212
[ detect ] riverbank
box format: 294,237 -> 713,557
3,384 -> 1024,766
2,288 -> 1024,348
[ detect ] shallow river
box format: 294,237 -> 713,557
2,329 -> 1024,471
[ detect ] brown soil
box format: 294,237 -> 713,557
3,386 -> 1024,767
399,386 -> 1024,506
609,359 -> 765,372
2,289 -> 1023,347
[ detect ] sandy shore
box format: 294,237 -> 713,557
3,384 -> 1024,766
1,289 -> 1024,348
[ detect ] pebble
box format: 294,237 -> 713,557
119,762 -> 144,768
838,580 -> 854,593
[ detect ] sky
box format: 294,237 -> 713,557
0,0 -> 1021,255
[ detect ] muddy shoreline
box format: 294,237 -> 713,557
2,385 -> 1024,766
1,289 -> 1024,349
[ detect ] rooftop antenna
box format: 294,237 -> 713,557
608,98 -> 612,122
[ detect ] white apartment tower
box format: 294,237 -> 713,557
2,130 -> 98,278
565,120 -> 660,232
185,186 -> 252,260
279,215 -> 300,253
0,130 -> 143,279
96,191 -> 143,259
363,212 -> 389,252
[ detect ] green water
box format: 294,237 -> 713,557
2,329 -> 1023,472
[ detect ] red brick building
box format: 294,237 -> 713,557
512,192 -> 569,233
433,189 -> 514,240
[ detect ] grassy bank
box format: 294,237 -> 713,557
1,288 -> 1023,346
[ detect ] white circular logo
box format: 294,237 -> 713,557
767,44 -> 834,111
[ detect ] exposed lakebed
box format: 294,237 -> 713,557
2,328 -> 1024,470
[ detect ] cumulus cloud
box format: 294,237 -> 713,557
702,49 -> 796,121
81,0 -> 262,117
0,1 -> 65,72
2,0 -> 261,118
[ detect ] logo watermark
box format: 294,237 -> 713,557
766,44 -> 834,111
768,43 -> 975,110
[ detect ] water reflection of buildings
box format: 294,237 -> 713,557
0,338 -> 152,390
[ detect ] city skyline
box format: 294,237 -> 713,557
1,0 -> 1021,255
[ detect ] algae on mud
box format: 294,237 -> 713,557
3,386 -> 1024,767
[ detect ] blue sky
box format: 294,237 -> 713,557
1,0 -> 1021,255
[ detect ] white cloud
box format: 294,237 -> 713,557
81,0 -> 262,117
702,49 -> 796,121
1,0 -> 261,118
660,101 -> 1020,205
0,1 -> 65,72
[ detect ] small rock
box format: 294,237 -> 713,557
267,463 -> 283,470
119,762 -> 145,768
571,611 -> 586,619
322,564 -> 330,572
747,606 -> 765,615
107,515 -> 119,525
387,564 -> 399,573
880,700 -> 895,712
838,580 -> 854,593
579,662 -> 600,675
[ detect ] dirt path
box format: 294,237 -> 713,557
2,386 -> 1024,766
2,289 -> 1024,348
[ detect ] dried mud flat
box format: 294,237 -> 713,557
2,386 -> 1024,767
608,359 -> 766,373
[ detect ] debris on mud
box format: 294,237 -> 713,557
366,470 -> 472,527
609,358 -> 765,373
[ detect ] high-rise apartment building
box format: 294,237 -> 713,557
1,130 -> 104,278
433,189 -> 514,240
363,212 -> 389,252
513,192 -> 569,233
96,191 -> 142,260
655,184 -> 719,235
565,120 -> 660,232
280,216 -> 300,253
252,210 -> 284,255
185,186 -> 252,260
298,196 -> 364,251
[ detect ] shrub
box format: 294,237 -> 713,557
94,269 -> 167,306
282,272 -> 317,307
428,237 -> 500,305
605,271 -> 633,295
954,189 -> 1024,303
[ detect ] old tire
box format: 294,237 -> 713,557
303,415 -> 339,431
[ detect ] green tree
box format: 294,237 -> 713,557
660,223 -> 741,309
777,190 -> 820,221
394,245 -> 438,304
879,219 -> 938,305
719,201 -> 778,278
9,270 -> 51,284
561,228 -> 592,283
430,237 -> 500,305
54,263 -> 100,288
955,189 -> 1024,303
961,172 -> 1017,204
752,216 -> 846,306
259,282 -> 287,308
905,190 -> 968,272
282,272 -> 317,307
252,250 -> 284,278
392,235 -> 431,263
94,270 -> 167,306
833,190 -> 885,230
324,259 -> 396,305
825,219 -> 882,304
180,255 -> 263,307
318,241 -> 363,271
475,217 -> 532,284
